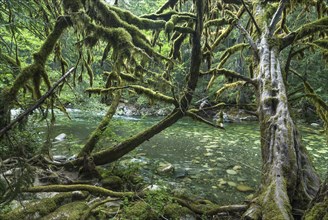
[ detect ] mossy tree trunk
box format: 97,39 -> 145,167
303,174 -> 328,220
243,33 -> 320,220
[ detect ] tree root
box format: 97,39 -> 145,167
174,197 -> 247,217
24,184 -> 142,198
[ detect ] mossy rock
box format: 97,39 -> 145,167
163,203 -> 194,219
101,175 -> 123,190
40,201 -> 88,220
123,201 -> 158,220
0,193 -> 73,220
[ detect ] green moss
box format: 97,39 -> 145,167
304,202 -> 328,220
165,21 -> 175,34
123,201 -> 158,220
40,201 -> 88,220
0,193 -> 73,220
109,5 -> 165,30
101,176 -> 123,190
163,203 -> 193,219
63,0 -> 82,12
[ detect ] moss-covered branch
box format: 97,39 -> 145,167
108,5 -> 166,30
0,53 -> 21,74
155,0 -> 178,14
78,91 -> 122,157
0,67 -> 75,137
87,85 -> 177,105
202,68 -> 256,89
210,7 -> 245,51
70,110 -> 184,166
7,16 -> 72,99
282,16 -> 328,49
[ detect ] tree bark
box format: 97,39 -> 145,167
303,174 -> 328,220
243,33 -> 320,220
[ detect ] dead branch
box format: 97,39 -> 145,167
0,67 -> 75,137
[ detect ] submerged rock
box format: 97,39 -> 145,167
310,123 -> 320,127
54,133 -> 66,142
157,162 -> 174,175
236,184 -> 254,192
174,168 -> 188,178
226,169 -> 237,175
53,155 -> 67,162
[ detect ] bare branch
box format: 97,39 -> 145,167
240,0 -> 261,34
235,22 -> 259,60
186,110 -> 224,129
269,0 -> 287,36
0,67 -> 75,137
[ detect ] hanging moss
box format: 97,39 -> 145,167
62,0 -> 83,13
108,5 -> 166,30
215,81 -> 246,98
204,18 -> 229,28
165,21 -> 175,34
87,0 -> 149,44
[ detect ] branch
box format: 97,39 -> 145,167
281,16 -> 328,49
0,67 -> 75,137
24,184 -> 138,198
210,7 -> 245,51
268,0 -> 287,36
156,0 -> 178,14
201,68 -> 257,86
204,18 -> 229,28
186,110 -> 224,129
240,0 -> 261,34
87,85 -> 177,105
235,22 -> 258,60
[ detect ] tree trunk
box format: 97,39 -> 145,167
244,34 -> 320,219
303,173 -> 328,220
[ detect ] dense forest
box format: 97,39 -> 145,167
0,0 -> 327,219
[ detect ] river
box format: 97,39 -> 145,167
49,109 -> 328,205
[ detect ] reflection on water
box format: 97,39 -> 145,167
50,110 -> 328,204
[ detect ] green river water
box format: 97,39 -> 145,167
50,109 -> 328,205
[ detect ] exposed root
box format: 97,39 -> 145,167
175,197 -> 247,217
24,184 -> 140,198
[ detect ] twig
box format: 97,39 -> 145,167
269,0 -> 287,36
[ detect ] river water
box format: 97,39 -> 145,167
49,109 -> 328,205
